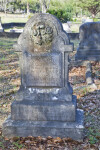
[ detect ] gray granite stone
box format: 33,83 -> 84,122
11,95 -> 76,122
3,109 -> 84,141
15,13 -> 74,102
23,52 -> 62,87
3,13 -> 84,140
76,22 -> 100,61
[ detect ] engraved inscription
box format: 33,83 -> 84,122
25,53 -> 62,87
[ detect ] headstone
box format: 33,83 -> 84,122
86,18 -> 93,22
75,22 -> 100,61
3,13 -> 84,141
84,18 -> 93,23
63,23 -> 72,33
10,28 -> 23,33
0,17 -> 4,32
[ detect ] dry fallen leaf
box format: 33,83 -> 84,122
52,137 -> 62,143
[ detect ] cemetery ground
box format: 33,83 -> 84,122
0,13 -> 28,23
0,37 -> 99,150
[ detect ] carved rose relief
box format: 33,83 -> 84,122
30,22 -> 53,52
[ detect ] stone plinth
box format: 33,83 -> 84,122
3,109 -> 84,141
3,13 -> 84,141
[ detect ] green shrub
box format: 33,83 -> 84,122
73,18 -> 77,22
47,8 -> 73,23
93,18 -> 100,22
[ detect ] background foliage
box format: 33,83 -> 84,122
0,0 -> 100,22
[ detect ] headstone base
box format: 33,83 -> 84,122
3,109 -> 84,141
11,96 -> 76,122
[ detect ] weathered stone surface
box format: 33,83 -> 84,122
16,87 -> 72,102
3,109 -> 84,141
23,53 -> 62,87
3,13 -> 84,140
15,13 -> 73,102
76,22 -> 100,61
11,96 -> 76,122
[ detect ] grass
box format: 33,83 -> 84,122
0,38 -> 17,48
2,17 -> 28,23
71,24 -> 80,33
0,13 -> 28,23
88,127 -> 100,144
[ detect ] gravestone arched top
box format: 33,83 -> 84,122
79,22 -> 100,45
76,22 -> 100,60
16,13 -> 72,53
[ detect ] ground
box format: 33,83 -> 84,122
0,37 -> 100,150
0,13 -> 28,23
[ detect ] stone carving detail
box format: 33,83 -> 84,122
30,22 -> 53,52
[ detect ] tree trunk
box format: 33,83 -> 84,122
92,13 -> 96,22
42,4 -> 47,13
4,0 -> 7,16
27,1 -> 29,16
92,14 -> 95,18
1,0 -> 3,11
39,0 -> 51,13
